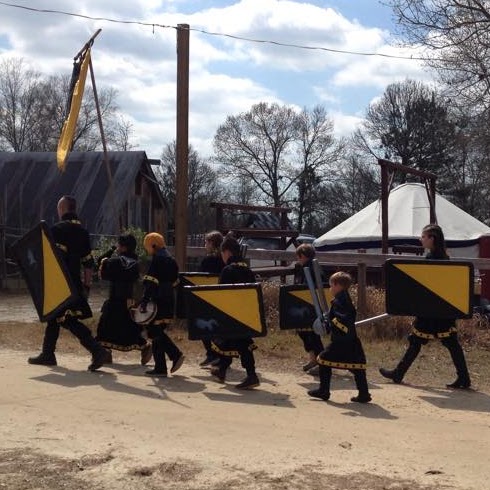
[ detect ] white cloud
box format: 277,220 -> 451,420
331,45 -> 432,89
0,0 -> 437,159
330,111 -> 363,138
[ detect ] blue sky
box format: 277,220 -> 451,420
0,0 -> 430,158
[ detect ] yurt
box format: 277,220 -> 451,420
313,183 -> 490,258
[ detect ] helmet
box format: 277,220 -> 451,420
143,233 -> 165,255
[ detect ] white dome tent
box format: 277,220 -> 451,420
313,183 -> 490,258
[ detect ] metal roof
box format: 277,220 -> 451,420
245,212 -> 294,230
0,151 -> 164,237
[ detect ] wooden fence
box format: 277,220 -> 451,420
174,247 -> 490,319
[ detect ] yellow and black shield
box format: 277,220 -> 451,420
175,272 -> 220,318
385,259 -> 473,319
279,284 -> 333,330
185,283 -> 267,340
10,221 -> 80,322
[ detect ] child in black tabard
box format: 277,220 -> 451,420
198,230 -> 225,367
210,236 -> 260,389
295,244 -> 324,372
308,272 -> 371,403
96,234 -> 151,365
379,224 -> 471,389
139,232 -> 185,377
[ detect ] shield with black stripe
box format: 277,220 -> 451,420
185,283 -> 267,340
279,284 -> 333,330
10,221 -> 81,322
385,259 -> 473,319
175,272 -> 220,318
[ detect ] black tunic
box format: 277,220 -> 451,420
211,256 -> 257,358
142,248 -> 179,323
411,251 -> 457,341
96,253 -> 147,351
200,254 -> 225,274
318,289 -> 367,370
51,212 -> 93,321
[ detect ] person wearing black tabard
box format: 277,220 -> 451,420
380,224 -> 471,389
198,231 -> 225,367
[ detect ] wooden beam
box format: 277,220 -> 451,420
378,159 -> 437,179
210,202 -> 291,213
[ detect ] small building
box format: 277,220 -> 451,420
0,151 -> 167,241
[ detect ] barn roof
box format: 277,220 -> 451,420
0,151 -> 164,237
245,212 -> 294,230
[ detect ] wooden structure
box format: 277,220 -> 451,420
210,202 -> 299,247
172,246 -> 490,319
0,151 -> 167,239
379,159 -> 437,254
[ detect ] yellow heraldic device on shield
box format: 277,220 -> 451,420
10,221 -> 81,322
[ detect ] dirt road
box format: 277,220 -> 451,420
1,348 -> 489,489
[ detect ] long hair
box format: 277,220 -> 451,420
422,224 -> 448,259
205,230 -> 223,255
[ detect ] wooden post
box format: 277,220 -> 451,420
88,58 -> 119,234
357,262 -> 367,319
174,23 -> 190,271
429,177 -> 437,224
380,162 -> 389,254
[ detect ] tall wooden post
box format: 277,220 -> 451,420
380,162 -> 389,254
429,177 -> 437,224
175,23 -> 190,270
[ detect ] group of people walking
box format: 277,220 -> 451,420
27,195 -> 472,404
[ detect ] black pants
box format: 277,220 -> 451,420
202,339 -> 217,359
298,331 -> 324,355
319,365 -> 369,396
394,333 -> 470,383
42,318 -> 102,355
146,324 -> 182,374
218,339 -> 256,377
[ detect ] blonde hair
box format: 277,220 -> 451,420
329,271 -> 352,290
205,230 -> 224,252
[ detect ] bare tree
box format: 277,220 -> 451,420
295,105 -> 345,232
354,79 -> 457,189
389,0 -> 490,111
304,152 -> 379,235
213,102 -> 301,207
0,58 -> 124,152
156,141 -> 222,233
106,116 -> 137,151
0,58 -> 44,151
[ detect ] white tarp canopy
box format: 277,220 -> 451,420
313,183 -> 490,258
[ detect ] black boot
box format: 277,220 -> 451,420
28,322 -> 59,365
236,374 -> 260,390
380,337 -> 421,384
88,348 -> 111,371
308,365 -> 331,400
379,367 -> 403,384
352,370 -> 372,403
28,352 -> 57,366
443,336 -> 471,389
